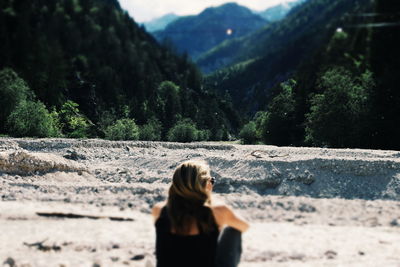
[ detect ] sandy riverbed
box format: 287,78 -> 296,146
1,138 -> 399,266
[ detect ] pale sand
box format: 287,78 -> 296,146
1,138 -> 399,266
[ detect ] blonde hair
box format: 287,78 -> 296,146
167,160 -> 216,234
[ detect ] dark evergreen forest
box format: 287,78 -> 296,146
0,0 -> 239,141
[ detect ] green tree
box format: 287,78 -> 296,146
262,79 -> 296,145
0,68 -> 32,132
97,109 -> 117,137
196,129 -> 211,141
59,100 -> 90,138
167,119 -> 199,143
305,67 -> 372,147
139,118 -> 162,141
157,81 -> 182,130
239,121 -> 257,144
6,100 -> 61,137
254,111 -> 268,140
105,118 -> 139,140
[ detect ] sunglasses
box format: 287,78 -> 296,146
210,177 -> 216,185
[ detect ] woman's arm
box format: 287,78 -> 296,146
212,205 -> 250,232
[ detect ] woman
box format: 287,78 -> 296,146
152,160 -> 249,267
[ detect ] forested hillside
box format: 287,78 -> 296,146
154,3 -> 268,59
198,0 -> 367,74
203,0 -> 372,110
0,0 -> 240,141
220,0 -> 400,150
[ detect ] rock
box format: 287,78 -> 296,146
0,150 -> 86,175
289,253 -> 306,260
390,218 -> 399,227
63,150 -> 86,160
298,203 -> 317,213
324,250 -> 337,259
3,257 -> 16,267
131,255 -> 145,261
295,170 -> 315,185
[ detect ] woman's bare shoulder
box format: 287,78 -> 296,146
211,203 -> 230,212
153,201 -> 166,209
210,203 -> 233,220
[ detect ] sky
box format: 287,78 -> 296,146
118,0 -> 298,22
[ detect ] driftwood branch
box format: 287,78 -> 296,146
36,212 -> 134,222
250,150 -> 289,159
23,239 -> 61,252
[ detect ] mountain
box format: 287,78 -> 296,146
198,0 -> 374,75
257,0 -> 306,22
142,13 -> 179,32
0,0 -> 240,139
202,0 -> 373,112
205,0 -> 400,149
197,0 -> 313,74
153,2 -> 268,59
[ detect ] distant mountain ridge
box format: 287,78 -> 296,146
153,2 -> 268,59
197,0 -> 310,73
257,0 -> 306,22
143,1 -> 303,33
143,13 -> 179,32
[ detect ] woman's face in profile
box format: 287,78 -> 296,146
205,176 -> 215,193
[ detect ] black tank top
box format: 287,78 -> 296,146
155,207 -> 219,267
